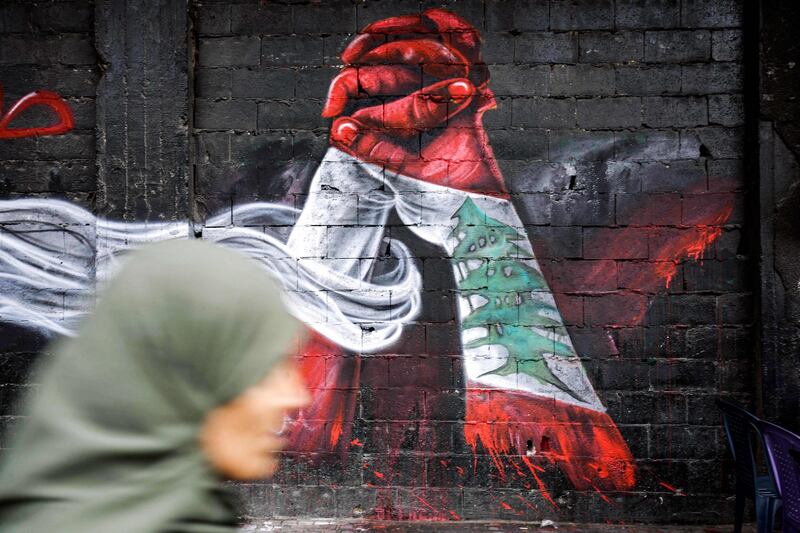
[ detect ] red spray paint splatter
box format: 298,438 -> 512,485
284,331 -> 360,455
652,211 -> 732,288
372,488 -> 460,522
515,494 -> 540,512
521,455 -> 558,509
585,477 -> 615,505
329,408 -> 344,448
412,493 -> 450,519
545,207 -> 734,326
464,386 -> 636,496
659,481 -> 686,495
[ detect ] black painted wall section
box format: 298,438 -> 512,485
758,0 -> 800,430
95,0 -> 190,221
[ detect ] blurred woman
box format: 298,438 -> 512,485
0,239 -> 310,532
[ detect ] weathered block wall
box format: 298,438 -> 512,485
0,0 -> 777,526
758,0 -> 800,430
0,0 -> 98,443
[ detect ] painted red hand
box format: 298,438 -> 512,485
322,8 -> 508,198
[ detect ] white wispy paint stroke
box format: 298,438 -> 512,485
0,197 -> 421,353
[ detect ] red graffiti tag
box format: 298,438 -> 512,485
0,84 -> 74,139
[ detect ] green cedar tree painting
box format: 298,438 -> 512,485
450,197 -> 583,402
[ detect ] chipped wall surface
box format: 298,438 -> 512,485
1,0 -> 792,525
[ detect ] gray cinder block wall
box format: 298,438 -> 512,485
0,0 -> 797,525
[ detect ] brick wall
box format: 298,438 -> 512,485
0,0 -> 775,525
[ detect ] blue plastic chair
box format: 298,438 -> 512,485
717,399 -> 782,533
760,420 -> 800,533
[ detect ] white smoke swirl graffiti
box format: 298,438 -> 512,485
0,198 -> 421,353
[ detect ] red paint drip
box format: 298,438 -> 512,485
373,487 -> 459,522
521,455 -> 558,509
413,494 -> 444,518
652,210 -> 732,288
465,386 -> 636,496
350,438 -> 364,447
330,408 -> 344,448
515,494 -> 540,512
284,331 -> 360,454
660,481 -> 677,491
508,456 -> 526,478
585,477 -> 615,505
659,481 -> 686,495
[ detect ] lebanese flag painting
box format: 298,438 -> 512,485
281,6 -> 731,515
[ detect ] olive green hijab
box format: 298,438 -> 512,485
0,239 -> 302,533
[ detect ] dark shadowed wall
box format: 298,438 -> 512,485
757,0 -> 800,431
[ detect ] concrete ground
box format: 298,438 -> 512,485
243,520 -> 754,532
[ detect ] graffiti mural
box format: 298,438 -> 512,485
288,9 -> 640,508
0,8 -> 736,520
0,83 -> 74,139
